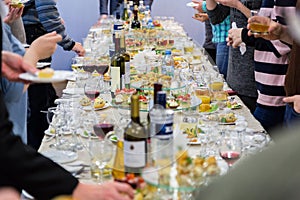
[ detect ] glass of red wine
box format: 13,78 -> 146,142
219,134 -> 242,168
84,76 -> 102,109
93,117 -> 115,140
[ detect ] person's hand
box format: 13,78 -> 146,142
0,187 -> 20,200
283,95 -> 300,113
192,0 -> 204,13
96,14 -> 108,25
24,31 -> 62,66
2,51 -> 38,82
227,28 -> 243,48
247,16 -> 282,40
72,181 -> 134,200
72,42 -> 85,56
4,6 -> 24,24
192,13 -> 209,22
217,0 -> 240,8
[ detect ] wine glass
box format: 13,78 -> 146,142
89,140 -> 114,183
93,117 -> 115,140
47,106 -> 65,149
84,76 -> 102,109
219,132 -> 242,168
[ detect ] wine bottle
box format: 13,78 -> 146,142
122,0 -> 129,22
110,32 -> 125,91
124,94 -> 147,175
112,140 -> 125,180
120,33 -> 131,89
131,5 -> 141,29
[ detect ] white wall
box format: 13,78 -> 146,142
52,0 -> 205,70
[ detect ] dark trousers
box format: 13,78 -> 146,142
24,24 -> 57,150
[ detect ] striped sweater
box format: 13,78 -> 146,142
22,0 -> 75,51
242,0 -> 296,107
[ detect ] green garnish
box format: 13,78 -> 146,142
186,157 -> 193,165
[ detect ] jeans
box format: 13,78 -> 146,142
284,104 -> 300,128
215,42 -> 229,79
254,105 -> 286,133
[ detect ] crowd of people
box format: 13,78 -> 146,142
0,0 -> 300,199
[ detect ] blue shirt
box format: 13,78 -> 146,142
202,2 -> 230,43
1,23 -> 28,143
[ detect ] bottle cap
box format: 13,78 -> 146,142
165,50 -> 172,55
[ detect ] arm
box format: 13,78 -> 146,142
217,0 -> 251,18
206,3 -> 230,25
23,31 -> 62,67
35,0 -> 85,56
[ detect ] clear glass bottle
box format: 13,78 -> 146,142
161,50 -> 174,77
149,91 -> 174,168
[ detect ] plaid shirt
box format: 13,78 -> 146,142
22,0 -> 75,51
202,2 -> 230,43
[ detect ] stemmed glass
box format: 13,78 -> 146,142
93,116 -> 115,140
47,106 -> 65,149
219,132 -> 242,168
84,76 -> 102,109
89,140 -> 114,183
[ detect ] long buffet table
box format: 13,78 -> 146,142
36,18 -> 269,199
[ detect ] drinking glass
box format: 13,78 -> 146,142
219,133 -> 242,168
249,9 -> 270,35
89,140 -> 114,183
47,106 -> 65,149
84,76 -> 102,108
93,117 -> 115,140
71,57 -> 83,72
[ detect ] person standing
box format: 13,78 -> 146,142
206,0 -> 261,113
193,0 -> 229,79
22,0 -> 85,150
226,0 -> 296,132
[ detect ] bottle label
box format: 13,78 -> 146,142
111,66 -> 120,91
114,24 -> 124,31
125,61 -> 130,85
124,140 -> 146,168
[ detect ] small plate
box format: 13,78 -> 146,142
94,102 -> 111,111
44,128 -> 72,136
187,138 -> 201,145
19,70 -> 73,83
218,115 -> 245,125
41,149 -> 78,164
186,2 -> 198,7
63,88 -> 84,95
36,62 -> 51,69
80,131 -> 98,139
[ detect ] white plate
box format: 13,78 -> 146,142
19,70 -> 73,83
187,138 -> 201,145
94,102 -> 110,111
44,128 -> 72,136
63,88 -> 84,95
41,149 -> 78,164
80,131 -> 98,139
186,2 -> 198,7
36,62 -> 51,69
218,115 -> 245,125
